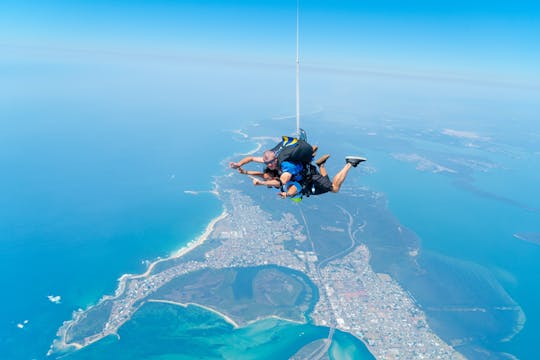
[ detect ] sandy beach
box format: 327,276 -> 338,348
147,299 -> 239,328
172,209 -> 228,257
132,209 -> 228,279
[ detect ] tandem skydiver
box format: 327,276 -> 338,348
234,151 -> 367,201
229,129 -> 367,201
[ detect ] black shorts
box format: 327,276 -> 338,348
309,174 -> 333,195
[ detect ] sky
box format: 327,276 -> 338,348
1,0 -> 539,88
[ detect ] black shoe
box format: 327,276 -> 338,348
345,156 -> 367,167
315,154 -> 330,166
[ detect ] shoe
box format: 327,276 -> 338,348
298,128 -> 307,142
315,154 -> 330,167
345,156 -> 367,167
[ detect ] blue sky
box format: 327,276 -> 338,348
1,0 -> 539,86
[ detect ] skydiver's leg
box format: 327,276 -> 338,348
319,165 -> 328,177
315,154 -> 330,177
330,163 -> 353,193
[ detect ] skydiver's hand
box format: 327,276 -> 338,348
252,178 -> 262,186
229,162 -> 240,169
278,192 -> 287,199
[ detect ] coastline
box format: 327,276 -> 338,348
172,209 -> 228,258
133,209 -> 228,279
147,299 -> 240,328
52,208 -> 229,354
148,301 -> 328,337
131,300 -> 379,358
500,305 -> 527,342
243,142 -> 262,156
147,297 -> 380,358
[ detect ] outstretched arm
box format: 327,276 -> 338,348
229,156 -> 264,169
278,183 -> 299,199
252,171 -> 291,188
237,167 -> 264,176
252,178 -> 281,188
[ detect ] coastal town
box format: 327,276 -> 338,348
50,179 -> 462,359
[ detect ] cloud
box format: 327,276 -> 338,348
48,295 -> 61,304
442,129 -> 490,141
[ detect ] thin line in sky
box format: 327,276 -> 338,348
2,43 -> 538,92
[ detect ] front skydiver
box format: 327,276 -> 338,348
229,131 -> 318,189
236,166 -> 280,188
229,135 -> 317,173
251,149 -> 306,188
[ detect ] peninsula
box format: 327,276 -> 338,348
49,165 -> 462,359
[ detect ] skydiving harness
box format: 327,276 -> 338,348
272,136 -> 317,201
278,163 -> 317,200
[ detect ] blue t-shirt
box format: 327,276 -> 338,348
281,161 -> 303,181
285,181 -> 303,202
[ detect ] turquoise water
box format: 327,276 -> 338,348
329,330 -> 376,360
63,302 -> 374,360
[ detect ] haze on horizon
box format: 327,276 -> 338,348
1,0 -> 539,83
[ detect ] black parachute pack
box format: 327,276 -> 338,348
271,136 -> 317,198
271,136 -> 313,166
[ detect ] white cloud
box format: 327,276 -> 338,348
48,295 -> 61,304
442,128 -> 489,141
